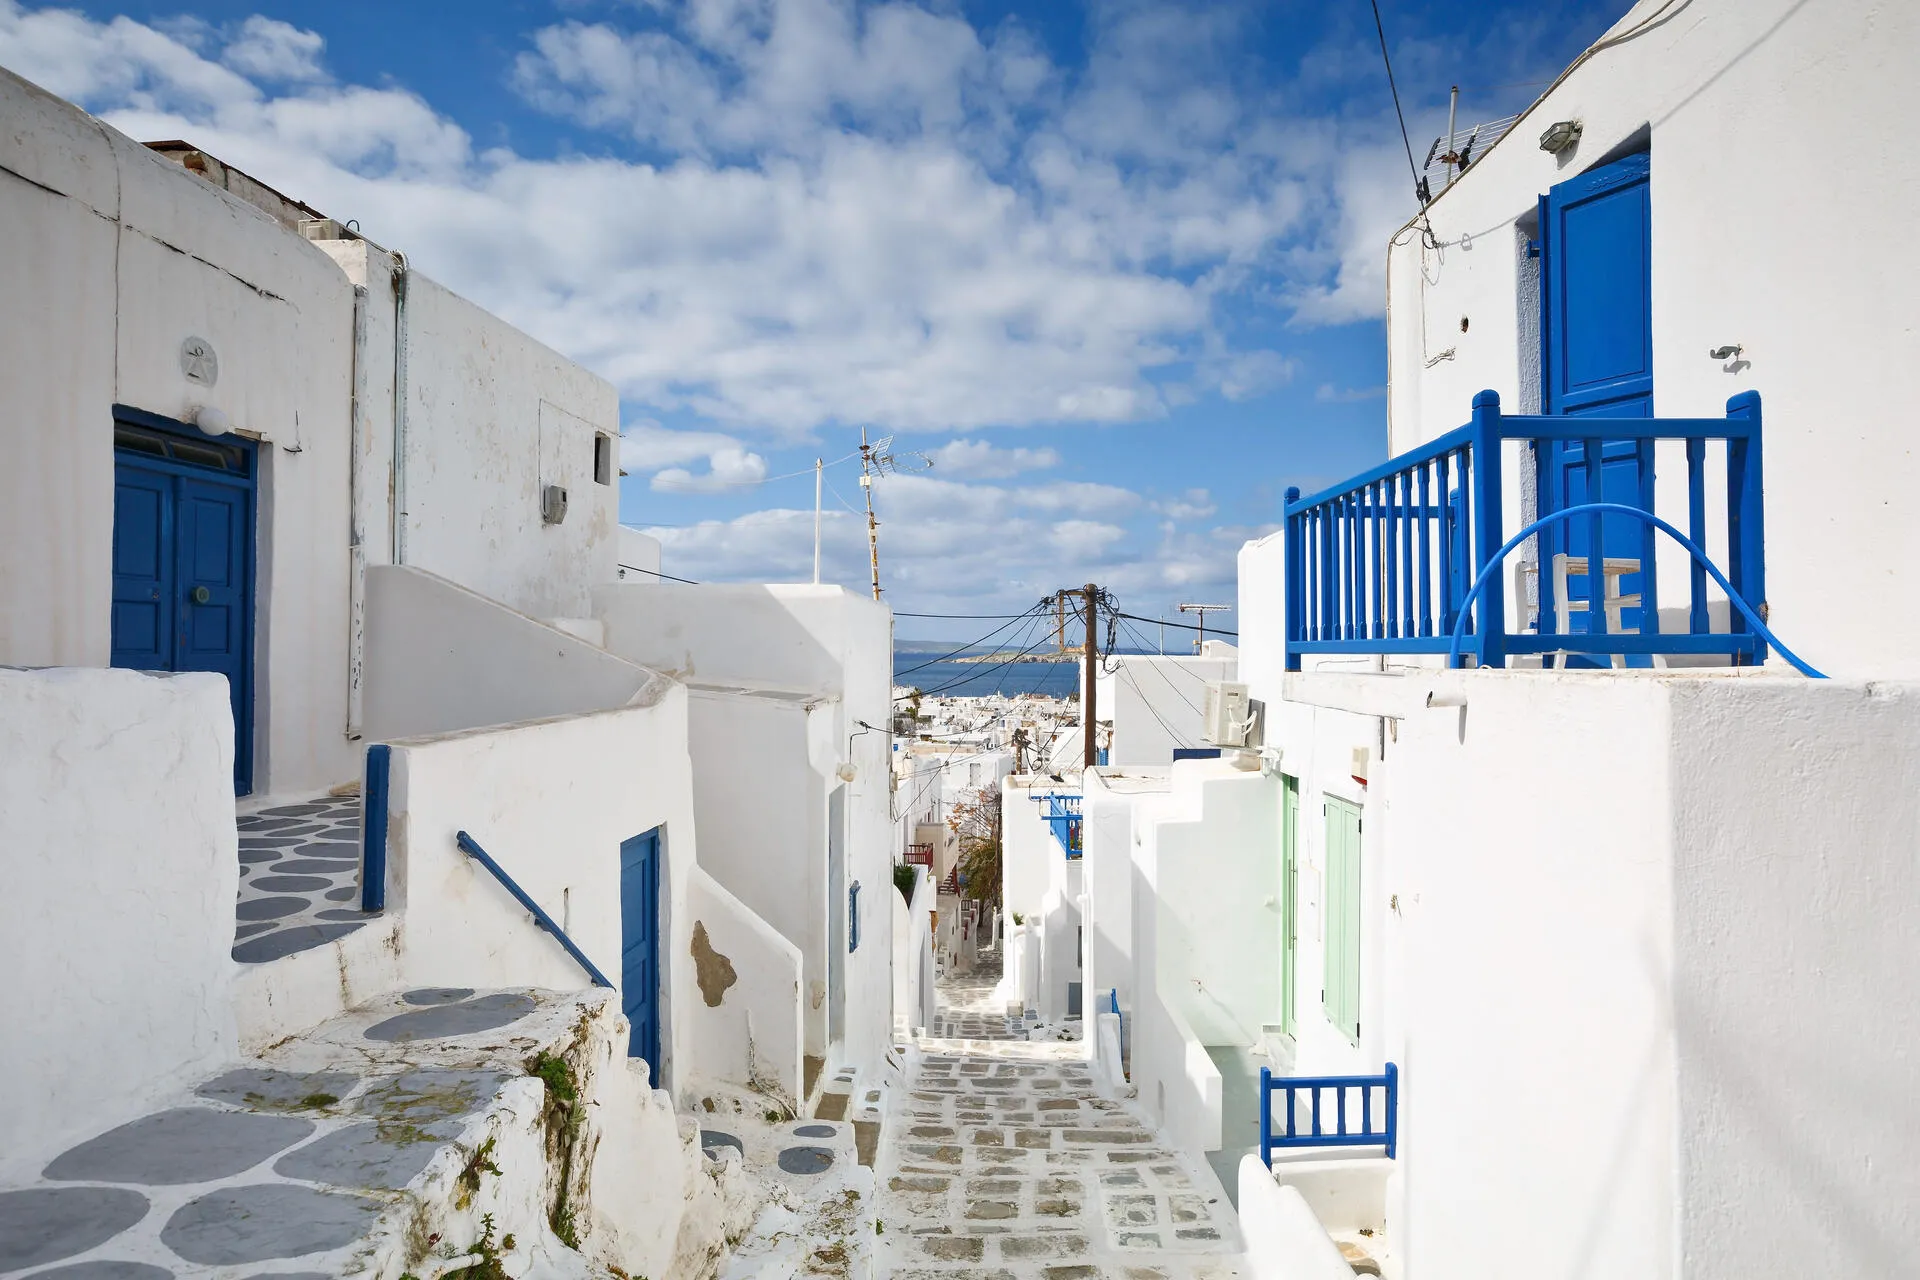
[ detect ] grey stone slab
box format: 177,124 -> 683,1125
251,875 -> 331,893
238,1274 -> 331,1279
273,859 -> 358,875
363,993 -> 534,1041
353,1069 -> 505,1126
324,886 -> 359,902
0,1187 -> 149,1271
777,1146 -> 834,1175
20,1262 -> 173,1279
236,896 -> 308,922
700,1130 -> 744,1160
315,909 -> 369,922
44,1109 -> 313,1186
232,922 -> 364,963
238,849 -> 282,865
160,1184 -> 379,1265
197,1069 -> 358,1111
402,988 -> 476,1006
273,1122 -> 447,1190
234,921 -> 277,939
793,1123 -> 837,1138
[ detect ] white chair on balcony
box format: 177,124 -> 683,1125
1513,555 -> 1663,669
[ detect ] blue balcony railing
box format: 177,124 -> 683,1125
1282,390 -> 1771,670
1033,793 -> 1083,858
1259,1064 -> 1398,1164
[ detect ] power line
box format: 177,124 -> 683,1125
649,449 -> 861,492
897,610 -> 1042,619
1369,0 -> 1425,205
1110,609 -> 1238,638
893,601 -> 1052,682
908,615 -> 1060,698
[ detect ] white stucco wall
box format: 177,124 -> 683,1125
615,526 -> 663,583
684,865 -> 805,1110
1001,777 -> 1065,921
385,696 -> 701,1091
0,69 -> 358,797
1107,653 -> 1238,765
1382,0 -> 1920,677
1080,768 -> 1166,1023
0,668 -> 238,1175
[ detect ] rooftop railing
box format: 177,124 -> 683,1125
1033,793 -> 1084,859
1259,1064 -> 1398,1164
1282,390 -> 1771,670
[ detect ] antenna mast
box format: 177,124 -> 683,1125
855,429 -> 931,601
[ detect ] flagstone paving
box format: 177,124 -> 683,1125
875,951 -> 1246,1280
233,795 -> 367,963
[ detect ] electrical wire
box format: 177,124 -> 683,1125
893,601 -> 1052,682
908,615 -> 1062,698
650,449 -> 861,492
1369,0 -> 1424,203
618,562 -> 702,585
1117,664 -> 1198,750
1109,609 -> 1238,639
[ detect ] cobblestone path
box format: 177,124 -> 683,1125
874,952 -> 1245,1280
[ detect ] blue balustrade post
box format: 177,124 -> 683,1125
360,743 -> 390,913
1384,1062 -> 1398,1159
1468,390 -> 1507,668
1726,392 -> 1768,665
1284,487 -> 1303,671
1259,1066 -> 1273,1168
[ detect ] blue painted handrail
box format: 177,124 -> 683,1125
1445,502 -> 1825,677
360,744 -> 391,913
1259,1063 -> 1397,1165
454,830 -> 614,988
1284,390 -> 1769,670
1033,793 -> 1083,858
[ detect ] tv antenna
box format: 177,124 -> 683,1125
1177,602 -> 1233,653
858,428 -> 931,600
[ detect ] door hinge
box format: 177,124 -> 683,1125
1526,239 -> 1541,258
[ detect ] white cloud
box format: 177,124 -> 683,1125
1315,382 -> 1387,403
925,438 -> 1059,480
1156,488 -> 1216,521
221,16 -> 326,83
653,445 -> 769,492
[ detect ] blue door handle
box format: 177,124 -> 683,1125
190,585 -> 211,605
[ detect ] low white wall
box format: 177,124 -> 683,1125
1237,1157 -> 1359,1280
0,668 -> 238,1174
892,866 -> 935,1036
387,693 -> 700,1089
616,526 -> 663,583
683,865 -> 804,1110
1001,776 -> 1063,920
1036,886 -> 1082,1022
362,565 -> 664,742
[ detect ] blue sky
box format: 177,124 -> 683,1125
0,0 -> 1623,642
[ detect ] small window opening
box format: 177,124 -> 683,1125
594,433 -> 614,486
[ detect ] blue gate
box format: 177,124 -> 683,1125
111,409 -> 257,793
620,829 -> 662,1078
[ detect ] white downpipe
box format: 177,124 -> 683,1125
390,252 -> 411,566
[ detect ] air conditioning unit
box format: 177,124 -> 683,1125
1202,680 -> 1252,747
298,217 -> 348,241
541,484 -> 569,525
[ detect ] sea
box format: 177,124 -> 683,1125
892,647 -> 1080,699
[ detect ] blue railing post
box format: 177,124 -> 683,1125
455,830 -> 615,988
360,743 -> 390,913
1468,389 -> 1506,668
1259,1065 -> 1274,1168
1384,1062 -> 1399,1159
1726,391 -> 1767,665
1284,487 -> 1303,671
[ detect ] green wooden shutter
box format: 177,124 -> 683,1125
1323,796 -> 1362,1043
1281,775 -> 1300,1035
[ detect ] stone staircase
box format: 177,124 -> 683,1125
0,987 -> 759,1279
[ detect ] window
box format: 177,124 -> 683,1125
1323,796 -> 1362,1043
594,432 -> 614,486
849,881 -> 862,952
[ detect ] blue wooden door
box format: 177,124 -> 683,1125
1538,152 -> 1656,651
620,829 -> 662,1078
111,415 -> 256,792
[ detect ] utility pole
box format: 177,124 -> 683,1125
859,429 -> 881,600
856,430 -> 930,601
1083,582 -> 1099,770
1177,602 -> 1233,654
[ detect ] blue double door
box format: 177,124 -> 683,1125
111,414 -> 257,793
1537,151 -> 1655,654
621,830 -> 662,1079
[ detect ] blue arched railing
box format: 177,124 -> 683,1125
1283,390 -> 1778,670
1446,502 -> 1825,677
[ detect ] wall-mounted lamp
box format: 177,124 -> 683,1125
192,405 -> 233,438
1538,120 -> 1583,154
836,761 -> 858,783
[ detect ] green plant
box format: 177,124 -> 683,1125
1011,911 -> 1024,925
442,1213 -> 508,1280
529,1052 -> 578,1104
297,1092 -> 339,1108
528,1050 -> 585,1249
455,1136 -> 501,1209
892,862 -> 917,904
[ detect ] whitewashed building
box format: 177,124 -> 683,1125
1065,2 -> 1920,1277
1,66 -> 895,1277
